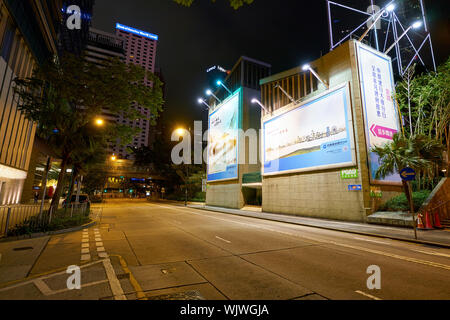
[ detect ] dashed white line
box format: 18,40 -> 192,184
412,249 -> 450,258
353,237 -> 390,245
102,259 -> 126,300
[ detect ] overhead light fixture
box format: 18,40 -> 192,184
251,98 -> 269,113
302,64 -> 329,89
216,80 -> 232,95
274,83 -> 296,104
198,98 -> 212,110
206,89 -> 221,103
359,2 -> 395,42
385,20 -> 422,54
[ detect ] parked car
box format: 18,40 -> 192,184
62,194 -> 91,209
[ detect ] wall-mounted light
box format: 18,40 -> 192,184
274,83 -> 296,104
251,98 -> 269,113
198,98 -> 211,110
302,64 -> 329,90
216,80 -> 232,95
206,89 -> 221,103
359,2 -> 396,42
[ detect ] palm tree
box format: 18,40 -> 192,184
372,133 -> 444,237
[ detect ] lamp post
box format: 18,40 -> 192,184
198,98 -> 212,110
176,127 -> 191,206
251,98 -> 269,113
302,64 -> 329,89
385,21 -> 423,55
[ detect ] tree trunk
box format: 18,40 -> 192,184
50,154 -> 69,212
65,166 -> 78,206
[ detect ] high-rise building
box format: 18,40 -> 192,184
115,23 -> 159,159
0,0 -> 61,205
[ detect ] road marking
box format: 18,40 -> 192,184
355,290 -> 382,300
353,237 -> 390,245
215,236 -> 231,244
34,279 -> 53,296
49,280 -> 109,296
412,249 -> 450,258
95,237 -> 102,242
81,238 -> 89,243
82,243 -> 89,248
81,248 -> 90,254
81,254 -> 91,261
97,247 -> 106,252
98,252 -> 108,258
102,258 -> 126,300
155,205 -> 450,271
96,242 -> 103,247
110,254 -> 147,300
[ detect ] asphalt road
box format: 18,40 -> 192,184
1,199 -> 449,300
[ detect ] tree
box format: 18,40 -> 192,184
174,0 -> 254,9
372,134 -> 443,226
14,54 -> 164,211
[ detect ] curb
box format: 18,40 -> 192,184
0,220 -> 97,243
189,205 -> 450,249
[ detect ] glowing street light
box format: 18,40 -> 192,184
176,128 -> 186,137
302,64 -> 329,89
111,154 -> 117,161
206,89 -> 221,103
251,98 -> 268,113
216,80 -> 232,95
385,21 -> 422,54
359,2 -> 396,42
198,98 -> 212,110
95,118 -> 104,126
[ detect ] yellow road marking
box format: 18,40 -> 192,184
355,290 -> 382,300
110,254 -> 147,300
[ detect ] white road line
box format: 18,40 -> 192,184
82,243 -> 89,248
355,290 -> 382,300
96,242 -> 103,247
102,259 -> 126,300
81,238 -> 89,243
49,280 -> 109,296
81,254 -> 91,261
81,248 -> 90,254
353,237 -> 390,245
154,204 -> 450,271
34,279 -> 53,296
97,247 -> 106,252
215,236 -> 231,244
95,238 -> 102,242
412,249 -> 450,258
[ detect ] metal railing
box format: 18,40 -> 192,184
0,203 -> 89,238
431,200 -> 450,222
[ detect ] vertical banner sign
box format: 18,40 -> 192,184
356,43 -> 401,184
207,90 -> 241,181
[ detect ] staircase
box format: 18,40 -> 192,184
442,219 -> 450,229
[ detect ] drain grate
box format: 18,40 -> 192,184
147,290 -> 205,300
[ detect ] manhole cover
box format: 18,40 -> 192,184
13,247 -> 33,251
148,291 -> 205,300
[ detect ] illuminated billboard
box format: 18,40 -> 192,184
207,90 -> 241,181
356,42 -> 401,184
263,83 -> 355,175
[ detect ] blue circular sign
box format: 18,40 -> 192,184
400,167 -> 416,181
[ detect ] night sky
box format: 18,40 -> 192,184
92,0 -> 449,131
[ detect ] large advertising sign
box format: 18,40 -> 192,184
356,42 -> 402,184
207,90 -> 241,181
263,84 -> 355,176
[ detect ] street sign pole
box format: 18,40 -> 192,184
400,167 -> 417,240
408,181 -> 417,240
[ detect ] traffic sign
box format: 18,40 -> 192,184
399,167 -> 416,181
348,185 -> 362,191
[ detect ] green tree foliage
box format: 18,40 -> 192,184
13,54 -> 164,210
174,0 -> 254,9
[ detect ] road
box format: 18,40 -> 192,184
0,199 -> 449,300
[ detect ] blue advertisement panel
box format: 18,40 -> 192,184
356,42 -> 402,185
207,90 -> 241,182
263,84 -> 355,175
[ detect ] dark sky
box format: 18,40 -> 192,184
91,0 -> 449,131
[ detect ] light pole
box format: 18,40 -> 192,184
302,64 -> 329,90
216,80 -> 232,95
176,127 -> 191,206
385,21 -> 423,55
206,89 -> 221,104
358,3 -> 396,42
198,98 -> 212,110
251,98 -> 269,113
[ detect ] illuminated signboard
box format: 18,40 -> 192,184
116,23 -> 158,41
207,89 -> 241,181
263,83 -> 355,175
356,42 -> 401,184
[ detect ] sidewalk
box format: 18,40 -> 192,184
187,204 -> 450,248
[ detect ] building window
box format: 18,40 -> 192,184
0,19 -> 15,61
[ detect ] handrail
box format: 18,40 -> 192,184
430,200 -> 449,211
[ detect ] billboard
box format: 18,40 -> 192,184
207,90 -> 241,181
356,42 -> 402,184
262,83 -> 355,176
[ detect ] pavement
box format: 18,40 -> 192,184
187,204 -> 450,247
0,199 -> 449,300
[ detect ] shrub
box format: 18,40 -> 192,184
380,190 -> 431,212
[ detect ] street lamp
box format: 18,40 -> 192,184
216,80 -> 232,95
176,127 -> 190,207
198,98 -> 212,110
359,2 -> 396,42
273,83 -> 296,104
95,118 -> 104,126
206,89 -> 222,104
111,154 -> 117,161
385,21 -> 422,54
251,98 -> 269,113
302,64 -> 329,89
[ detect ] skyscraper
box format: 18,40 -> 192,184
115,23 -> 159,159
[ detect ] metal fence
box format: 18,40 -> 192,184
0,203 -> 89,238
